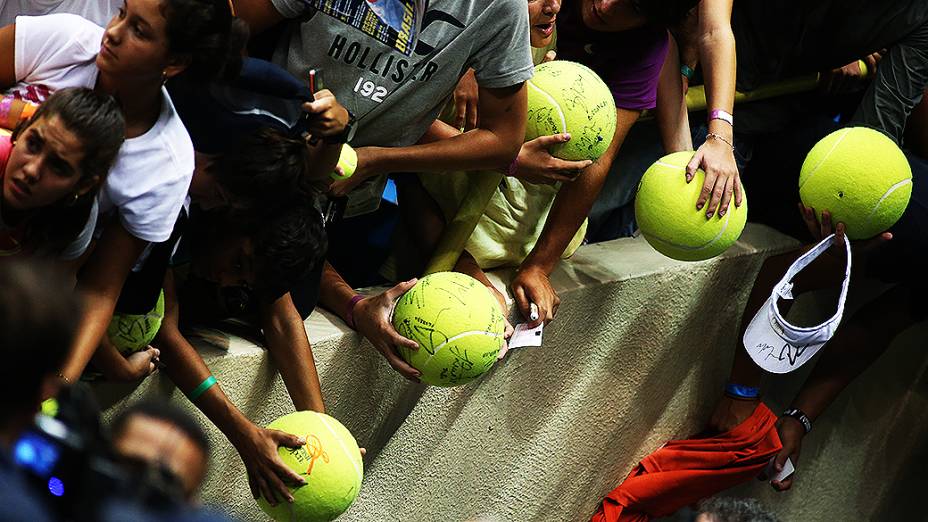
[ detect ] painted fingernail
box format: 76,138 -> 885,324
696,203 -> 703,210
719,209 -> 726,217
563,133 -> 571,140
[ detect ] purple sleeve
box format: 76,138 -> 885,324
604,28 -> 669,111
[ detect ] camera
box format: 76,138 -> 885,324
12,387 -> 187,521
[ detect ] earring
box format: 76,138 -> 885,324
66,193 -> 80,206
161,71 -> 168,85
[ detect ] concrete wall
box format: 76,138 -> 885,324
96,224 -> 928,521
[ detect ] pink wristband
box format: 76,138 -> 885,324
0,97 -> 13,126
709,109 -> 734,126
346,294 -> 365,330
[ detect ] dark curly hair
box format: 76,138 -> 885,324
252,198 -> 328,299
11,87 -> 125,256
161,0 -> 249,81
213,127 -> 323,221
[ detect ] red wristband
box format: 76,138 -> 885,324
346,294 -> 364,330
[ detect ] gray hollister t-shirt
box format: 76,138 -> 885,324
270,0 -> 534,148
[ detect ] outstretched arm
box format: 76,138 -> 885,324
259,292 -> 325,412
512,108 -> 640,327
330,83 -> 527,196
155,270 -> 307,507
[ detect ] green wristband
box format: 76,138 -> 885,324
681,64 -> 695,80
187,376 -> 217,402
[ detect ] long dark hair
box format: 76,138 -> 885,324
162,0 -> 249,81
10,88 -> 125,256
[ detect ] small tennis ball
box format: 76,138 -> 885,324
392,272 -> 505,387
256,411 -> 363,522
635,151 -> 748,261
330,145 -> 357,180
800,127 -> 912,240
107,290 -> 165,355
525,60 -> 617,161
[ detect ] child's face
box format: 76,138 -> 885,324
3,116 -> 89,212
580,0 -> 647,32
97,0 -> 179,82
528,0 -> 560,48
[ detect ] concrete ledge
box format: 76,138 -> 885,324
95,224 -> 926,521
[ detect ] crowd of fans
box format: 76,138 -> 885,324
0,0 -> 925,519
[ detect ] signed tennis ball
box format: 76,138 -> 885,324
635,151 -> 748,261
107,290 -> 165,355
525,60 -> 617,161
256,411 -> 363,522
392,272 -> 505,387
800,127 -> 912,240
330,144 -> 357,180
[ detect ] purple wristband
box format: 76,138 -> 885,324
504,157 -> 519,177
0,97 -> 13,126
346,294 -> 365,330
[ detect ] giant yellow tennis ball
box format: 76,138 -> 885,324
392,272 -> 506,387
107,290 -> 165,355
330,144 -> 356,180
635,151 -> 748,261
256,411 -> 363,522
799,127 -> 912,240
525,60 -> 617,161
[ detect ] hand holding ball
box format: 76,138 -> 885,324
635,151 -> 748,261
525,61 -> 617,161
392,272 -> 506,387
330,144 -> 357,180
256,411 -> 363,522
799,127 -> 911,239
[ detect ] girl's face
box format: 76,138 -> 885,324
528,0 -> 560,48
96,0 -> 184,82
3,116 -> 92,212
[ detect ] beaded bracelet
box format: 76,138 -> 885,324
706,132 -> 735,151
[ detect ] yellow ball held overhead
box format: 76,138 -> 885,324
392,272 -> 506,387
799,127 -> 912,240
635,151 -> 748,261
525,60 -> 617,161
256,411 -> 363,522
330,144 -> 357,180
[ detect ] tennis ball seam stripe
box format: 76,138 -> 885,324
646,159 -> 733,250
644,210 -> 732,251
799,127 -> 850,190
526,80 -> 567,135
422,330 -> 504,371
865,178 -> 913,223
315,414 -> 364,486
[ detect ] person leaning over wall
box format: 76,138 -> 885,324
0,0 -> 246,388
233,0 -> 535,382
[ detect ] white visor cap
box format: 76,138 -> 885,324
744,234 -> 852,374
